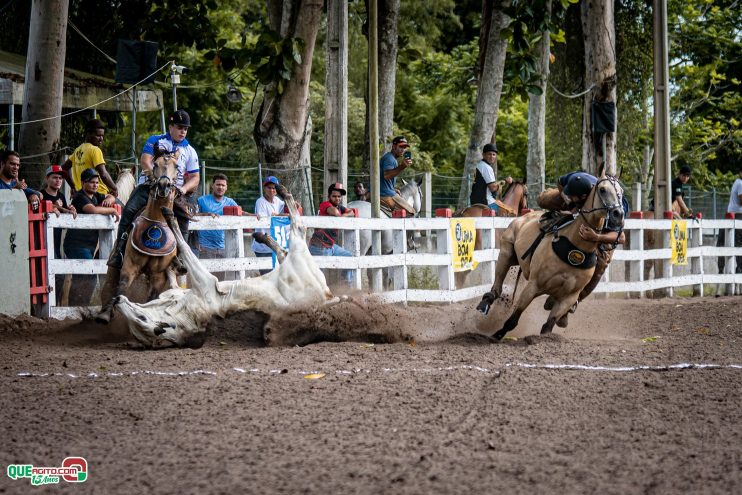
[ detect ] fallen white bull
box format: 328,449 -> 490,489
113,187 -> 337,348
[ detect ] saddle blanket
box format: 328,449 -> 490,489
131,216 -> 177,256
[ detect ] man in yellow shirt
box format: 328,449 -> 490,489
62,119 -> 117,205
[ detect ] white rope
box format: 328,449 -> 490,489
68,20 -> 117,64
549,81 -> 596,99
15,362 -> 742,379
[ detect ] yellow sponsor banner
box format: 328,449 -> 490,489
450,218 -> 478,272
671,219 -> 688,266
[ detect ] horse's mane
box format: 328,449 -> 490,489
115,167 -> 137,204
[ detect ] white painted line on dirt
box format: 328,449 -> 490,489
14,363 -> 742,379
506,362 -> 742,372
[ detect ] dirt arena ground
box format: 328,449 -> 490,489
1,295 -> 740,494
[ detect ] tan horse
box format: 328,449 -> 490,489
477,175 -> 624,340
97,148 -> 183,322
454,181 -> 529,288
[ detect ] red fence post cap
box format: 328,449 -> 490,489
223,206 -> 242,216
435,208 -> 452,218
663,211 -> 674,219
392,209 -> 407,218
629,211 -> 644,219
480,208 -> 495,217
725,212 -> 735,219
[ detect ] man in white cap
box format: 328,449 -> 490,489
252,176 -> 287,275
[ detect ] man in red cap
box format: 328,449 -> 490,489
309,183 -> 356,285
379,136 -> 415,214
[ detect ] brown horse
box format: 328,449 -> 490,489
454,181 -> 529,288
97,148 -> 183,322
476,175 -> 624,340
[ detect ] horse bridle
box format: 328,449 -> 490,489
151,151 -> 177,199
577,176 -> 623,233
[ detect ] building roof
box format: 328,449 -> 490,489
0,49 -> 163,112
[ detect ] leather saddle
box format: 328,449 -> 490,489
130,216 -> 176,256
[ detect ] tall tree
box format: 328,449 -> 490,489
581,0 -> 617,176
253,0 -> 323,211
18,0 -> 69,181
525,0 -> 551,202
457,0 -> 511,209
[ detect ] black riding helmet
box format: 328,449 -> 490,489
563,172 -> 596,197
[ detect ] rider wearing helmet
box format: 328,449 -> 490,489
538,170 -> 625,321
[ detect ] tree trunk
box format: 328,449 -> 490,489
581,0 -> 617,177
18,0 -> 69,184
457,0 -> 510,210
526,1 -> 551,204
254,0 -> 323,212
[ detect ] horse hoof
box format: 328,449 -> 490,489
556,314 -> 569,328
493,330 -> 508,341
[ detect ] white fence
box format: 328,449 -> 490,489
44,214 -> 742,319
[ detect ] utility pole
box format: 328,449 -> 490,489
369,0 -> 380,220
653,0 -> 671,214
324,0 -> 349,200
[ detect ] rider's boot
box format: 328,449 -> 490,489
107,233 -> 128,270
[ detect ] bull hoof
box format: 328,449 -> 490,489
543,296 -> 555,311
94,312 -> 111,325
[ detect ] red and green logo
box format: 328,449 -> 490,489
6,457 -> 88,486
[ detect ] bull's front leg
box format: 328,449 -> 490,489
253,232 -> 287,263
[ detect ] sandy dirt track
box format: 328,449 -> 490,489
1,296 -> 741,494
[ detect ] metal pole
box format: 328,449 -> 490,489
93,108 -> 97,119
170,62 -> 179,112
8,104 -> 14,150
258,162 -> 263,192
160,107 -> 166,134
131,89 -> 138,165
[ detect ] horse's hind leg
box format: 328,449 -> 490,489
492,281 -> 539,341
542,294 -> 579,334
148,271 -> 169,300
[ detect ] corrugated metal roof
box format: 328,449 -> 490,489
0,49 -> 163,112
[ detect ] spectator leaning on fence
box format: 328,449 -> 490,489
252,176 -> 287,275
0,150 -> 42,203
671,165 -> 693,218
42,165 -> 77,304
717,164 -> 742,275
63,168 -> 120,306
62,119 -> 118,200
309,182 -> 356,286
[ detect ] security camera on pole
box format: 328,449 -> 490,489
170,62 -> 188,112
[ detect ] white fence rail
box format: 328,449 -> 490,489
45,214 -> 742,319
